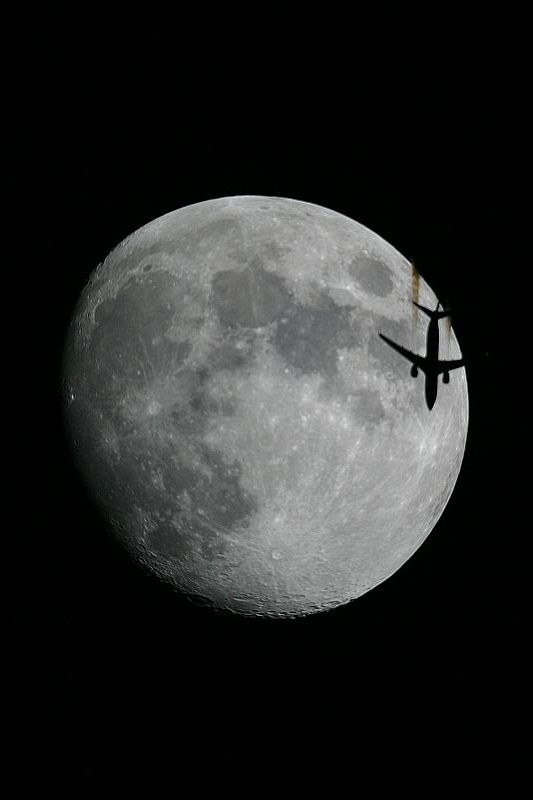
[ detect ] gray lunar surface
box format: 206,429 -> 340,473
62,196 -> 468,617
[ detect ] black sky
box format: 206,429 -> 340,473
24,58 -> 518,782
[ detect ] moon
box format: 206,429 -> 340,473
61,196 -> 468,617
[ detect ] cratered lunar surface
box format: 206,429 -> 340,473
62,196 -> 468,617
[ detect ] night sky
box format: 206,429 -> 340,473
24,59 -> 517,784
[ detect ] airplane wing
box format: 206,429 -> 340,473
435,358 -> 465,374
379,334 -> 427,370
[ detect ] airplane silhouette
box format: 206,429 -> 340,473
379,300 -> 465,410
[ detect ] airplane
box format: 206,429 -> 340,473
379,300 -> 465,410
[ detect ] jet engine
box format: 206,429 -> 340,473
442,371 -> 450,384
410,364 -> 418,378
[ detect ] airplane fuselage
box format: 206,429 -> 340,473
425,317 -> 440,361
423,318 -> 440,410
424,372 -> 439,410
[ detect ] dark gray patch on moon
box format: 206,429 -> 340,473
169,368 -> 208,418
194,446 -> 258,557
103,436 -> 259,564
261,241 -> 291,261
272,291 -> 360,379
91,273 -> 186,388
206,337 -> 251,375
349,255 -> 394,297
146,517 -> 188,559
142,443 -> 258,562
211,264 -> 292,328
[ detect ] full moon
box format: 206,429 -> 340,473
62,196 -> 468,617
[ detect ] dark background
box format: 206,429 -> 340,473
24,52 -> 518,781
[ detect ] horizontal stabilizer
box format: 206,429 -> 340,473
435,358 -> 465,374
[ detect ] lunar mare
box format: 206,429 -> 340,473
62,196 -> 468,617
